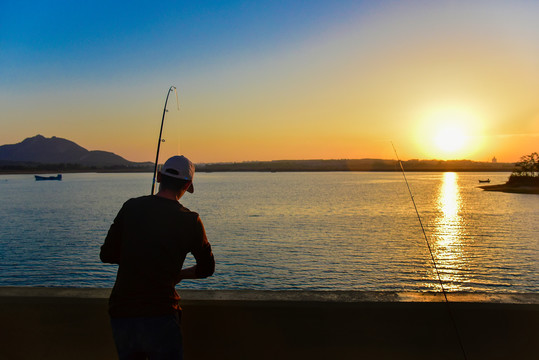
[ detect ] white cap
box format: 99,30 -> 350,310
160,155 -> 195,193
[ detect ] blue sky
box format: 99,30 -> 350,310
1,1 -> 538,163
1,1 -> 368,87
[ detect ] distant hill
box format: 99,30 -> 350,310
0,135 -> 152,170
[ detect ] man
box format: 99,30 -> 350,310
100,155 -> 215,360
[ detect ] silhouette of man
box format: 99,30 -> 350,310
100,155 -> 215,360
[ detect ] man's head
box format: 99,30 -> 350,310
158,155 -> 195,194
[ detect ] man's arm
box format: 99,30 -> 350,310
176,215 -> 215,284
176,266 -> 198,282
99,205 -> 125,264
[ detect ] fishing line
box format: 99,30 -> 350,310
164,88 -> 181,158
391,142 -> 468,360
173,88 -> 180,155
151,86 -> 180,195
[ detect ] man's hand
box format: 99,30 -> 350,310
175,266 -> 198,284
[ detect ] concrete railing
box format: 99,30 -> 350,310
0,287 -> 537,360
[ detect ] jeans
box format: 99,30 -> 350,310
110,313 -> 183,360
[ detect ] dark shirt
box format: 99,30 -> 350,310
100,195 -> 215,317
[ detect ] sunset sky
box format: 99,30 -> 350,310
1,0 -> 538,163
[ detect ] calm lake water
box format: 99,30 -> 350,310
0,172 -> 537,292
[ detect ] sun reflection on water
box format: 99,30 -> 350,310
431,172 -> 468,291
439,173 -> 460,219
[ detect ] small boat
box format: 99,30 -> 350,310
35,174 -> 62,181
478,179 -> 490,183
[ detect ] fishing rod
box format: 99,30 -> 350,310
391,142 -> 468,360
151,86 -> 179,195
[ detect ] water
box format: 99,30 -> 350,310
0,172 -> 537,292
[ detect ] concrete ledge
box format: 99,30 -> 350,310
1,287 -> 538,359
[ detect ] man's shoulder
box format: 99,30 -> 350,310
123,195 -> 153,206
177,203 -> 200,218
123,196 -> 200,219
121,195 -> 170,211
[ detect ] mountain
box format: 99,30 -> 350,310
0,135 -> 150,167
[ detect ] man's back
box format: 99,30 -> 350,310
101,195 -> 214,317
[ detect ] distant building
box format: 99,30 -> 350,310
492,157 -> 497,163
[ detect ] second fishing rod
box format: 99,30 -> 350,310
392,142 -> 468,360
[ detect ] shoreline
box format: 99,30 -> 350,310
1,158 -> 516,174
479,183 -> 539,194
0,169 -> 515,175
2,287 -> 538,303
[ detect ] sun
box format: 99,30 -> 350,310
433,123 -> 469,154
415,107 -> 483,159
